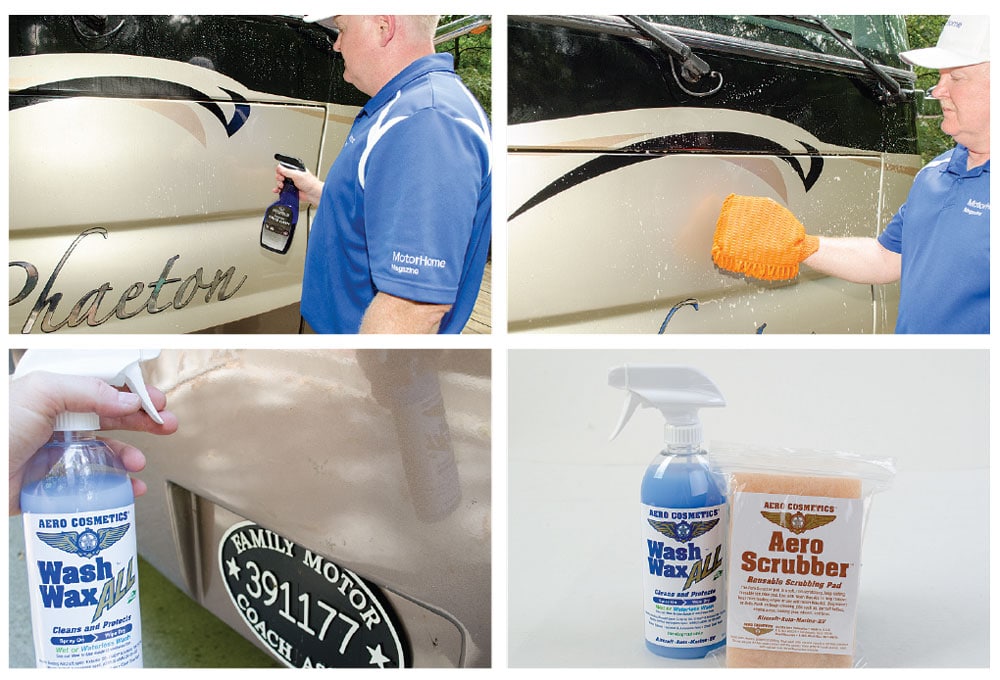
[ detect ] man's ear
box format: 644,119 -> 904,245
375,15 -> 396,47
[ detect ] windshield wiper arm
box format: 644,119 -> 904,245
620,14 -> 711,83
768,15 -> 907,105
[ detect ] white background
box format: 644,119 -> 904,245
507,349 -> 989,667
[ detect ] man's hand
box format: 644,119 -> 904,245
275,164 -> 325,207
360,292 -> 451,333
9,372 -> 178,514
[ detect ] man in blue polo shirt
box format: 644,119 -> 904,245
278,15 -> 491,333
803,16 -> 989,333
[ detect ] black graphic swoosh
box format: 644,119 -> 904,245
10,76 -> 251,137
509,131 -> 824,221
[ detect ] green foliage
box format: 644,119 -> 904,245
916,117 -> 954,163
905,15 -> 948,92
436,16 -> 492,116
905,15 -> 951,163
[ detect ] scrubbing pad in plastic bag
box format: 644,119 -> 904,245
712,194 -> 820,281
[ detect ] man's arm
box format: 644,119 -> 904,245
359,292 -> 451,334
804,236 -> 902,285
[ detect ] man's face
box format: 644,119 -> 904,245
331,15 -> 380,95
933,62 -> 990,152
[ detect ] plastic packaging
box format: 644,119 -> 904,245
609,364 -> 728,659
14,349 -> 162,669
708,443 -> 895,668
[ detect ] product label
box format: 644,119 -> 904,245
727,492 -> 863,656
264,206 -> 293,235
22,505 -> 142,668
641,502 -> 727,650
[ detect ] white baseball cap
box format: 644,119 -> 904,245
303,15 -> 337,29
899,15 -> 989,69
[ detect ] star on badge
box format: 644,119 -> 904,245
367,644 -> 391,668
226,557 -> 242,579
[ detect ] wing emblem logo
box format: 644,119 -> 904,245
36,525 -> 130,559
648,518 -> 720,543
760,511 -> 836,535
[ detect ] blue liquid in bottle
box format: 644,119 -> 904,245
641,443 -> 727,659
21,432 -> 134,513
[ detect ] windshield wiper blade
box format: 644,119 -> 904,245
768,14 -> 907,105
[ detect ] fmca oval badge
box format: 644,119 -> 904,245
219,521 -> 407,668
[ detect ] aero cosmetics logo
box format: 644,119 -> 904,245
36,525 -> 129,559
760,510 -> 836,535
648,518 -> 719,543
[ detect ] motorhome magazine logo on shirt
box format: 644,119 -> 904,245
390,250 -> 447,276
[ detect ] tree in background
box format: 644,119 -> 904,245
437,16 -> 492,117
905,15 -> 951,163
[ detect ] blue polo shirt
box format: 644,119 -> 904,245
878,145 -> 989,334
301,53 -> 492,333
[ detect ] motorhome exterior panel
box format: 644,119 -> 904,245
508,15 -> 921,333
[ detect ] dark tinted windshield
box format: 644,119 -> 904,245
642,15 -> 910,69
9,15 -> 365,105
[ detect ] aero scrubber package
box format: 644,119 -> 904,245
709,444 -> 895,668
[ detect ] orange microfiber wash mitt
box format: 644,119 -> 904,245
712,194 -> 820,281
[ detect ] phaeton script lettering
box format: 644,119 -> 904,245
9,227 -> 248,333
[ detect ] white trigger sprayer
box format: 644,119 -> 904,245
609,364 -> 725,445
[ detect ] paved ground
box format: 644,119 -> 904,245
9,516 -> 280,668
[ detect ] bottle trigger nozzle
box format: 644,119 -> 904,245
117,361 -> 164,425
610,392 -> 642,441
608,364 -> 725,448
13,349 -> 163,429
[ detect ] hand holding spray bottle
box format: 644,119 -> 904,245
14,350 -> 163,668
262,153 -> 307,253
609,364 -> 728,659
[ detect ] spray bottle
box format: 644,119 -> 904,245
261,153 -> 307,254
14,349 -> 163,669
609,364 -> 728,659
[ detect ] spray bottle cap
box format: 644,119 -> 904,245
13,349 -> 164,432
608,364 -> 725,446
